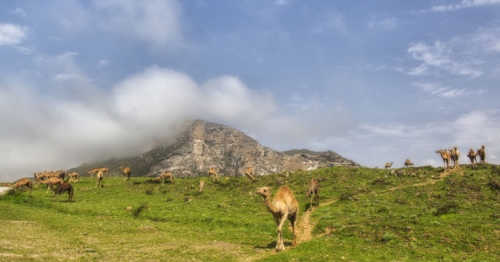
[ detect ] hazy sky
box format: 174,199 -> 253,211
1,0 -> 500,181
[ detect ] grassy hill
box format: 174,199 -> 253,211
1,165 -> 500,261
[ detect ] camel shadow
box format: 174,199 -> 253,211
253,241 -> 293,250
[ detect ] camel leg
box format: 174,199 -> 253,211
276,212 -> 288,251
290,214 -> 298,247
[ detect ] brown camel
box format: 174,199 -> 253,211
96,171 -> 104,188
256,186 -> 299,252
36,177 -> 64,194
449,146 -> 460,168
119,166 -> 132,181
49,182 -> 74,202
384,162 -> 393,169
10,178 -> 33,194
207,167 -> 219,182
86,168 -> 100,178
467,149 -> 478,164
244,166 -> 256,184
478,145 -> 486,164
404,159 -> 414,168
305,178 -> 319,210
155,171 -> 174,185
199,180 -> 205,193
436,149 -> 451,169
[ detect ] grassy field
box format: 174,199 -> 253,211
1,165 -> 500,261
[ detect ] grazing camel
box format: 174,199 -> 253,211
207,167 -> 219,182
436,149 -> 451,169
244,166 -> 256,184
155,171 -> 174,185
67,172 -> 79,182
449,146 -> 460,168
96,171 -> 104,188
404,159 -> 414,168
119,166 -> 132,181
199,180 -> 205,193
10,178 -> 33,194
256,186 -> 299,252
36,177 -> 64,194
305,178 -> 319,210
49,182 -> 74,202
384,162 -> 393,169
467,149 -> 478,164
478,145 -> 486,164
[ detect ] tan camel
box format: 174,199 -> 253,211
305,178 -> 319,210
478,145 -> 486,164
449,146 -> 460,168
86,168 -> 100,178
256,186 -> 299,252
436,149 -> 451,169
207,167 -> 219,182
9,178 -> 33,194
404,159 -> 414,168
384,162 -> 393,169
467,149 -> 478,164
199,180 -> 205,193
67,172 -> 79,182
119,166 -> 132,181
36,177 -> 64,194
49,182 -> 74,202
244,166 -> 256,184
96,171 -> 104,188
155,171 -> 174,185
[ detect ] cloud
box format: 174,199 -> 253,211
310,13 -> 347,35
412,82 -> 474,97
11,8 -> 27,17
429,0 -> 500,12
368,17 -> 398,30
0,23 -> 28,46
407,25 -> 500,77
275,0 -> 290,6
95,0 -> 186,50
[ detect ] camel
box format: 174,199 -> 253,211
256,186 -> 299,252
199,180 -> 205,193
207,167 -> 219,182
449,146 -> 460,168
36,177 -> 64,194
478,145 -> 486,164
404,159 -> 414,168
384,162 -> 393,169
49,182 -> 74,202
436,149 -> 451,169
155,171 -> 174,185
9,178 -> 33,194
119,166 -> 132,181
96,171 -> 104,188
244,166 -> 256,184
86,168 -> 100,178
67,172 -> 79,182
305,178 -> 319,210
467,149 -> 478,164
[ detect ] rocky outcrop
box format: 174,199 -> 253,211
68,119 -> 360,178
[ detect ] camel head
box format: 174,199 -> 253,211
256,187 -> 271,198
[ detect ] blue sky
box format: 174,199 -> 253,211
1,0 -> 500,181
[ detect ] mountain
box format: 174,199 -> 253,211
67,119 -> 360,177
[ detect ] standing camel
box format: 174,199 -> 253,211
119,166 -> 132,181
36,177 -> 64,194
404,159 -> 414,168
305,178 -> 319,210
244,166 -> 256,184
385,162 -> 393,169
155,171 -> 174,185
86,168 -> 100,178
199,180 -> 205,193
467,149 -> 478,164
478,145 -> 486,164
49,182 -> 74,202
436,149 -> 451,169
67,172 -> 79,182
256,186 -> 299,252
207,167 -> 219,182
96,171 -> 104,188
449,146 -> 460,168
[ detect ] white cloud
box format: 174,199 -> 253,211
11,8 -> 27,17
99,59 -> 109,67
275,0 -> 290,6
0,24 -> 28,46
310,13 -> 347,35
429,0 -> 500,12
412,82 -> 472,97
95,0 -> 186,50
368,17 -> 398,30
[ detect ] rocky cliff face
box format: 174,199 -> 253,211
68,119 -> 360,177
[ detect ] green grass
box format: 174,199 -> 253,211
1,165 -> 500,261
